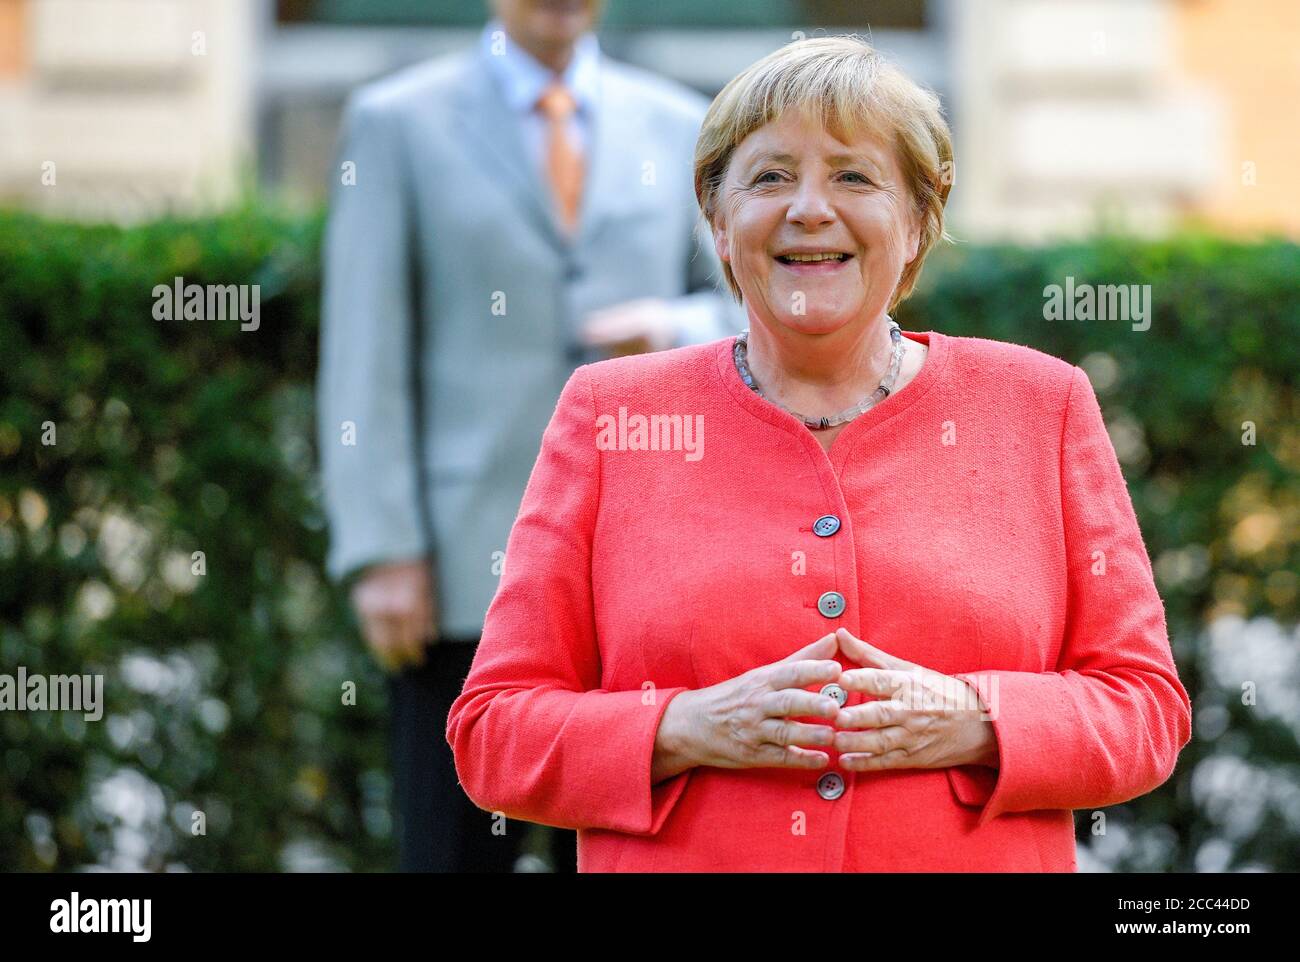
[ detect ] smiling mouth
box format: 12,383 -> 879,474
774,252 -> 853,264
774,252 -> 847,262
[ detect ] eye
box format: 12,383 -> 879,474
753,170 -> 788,185
839,171 -> 873,185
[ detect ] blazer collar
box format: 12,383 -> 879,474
714,327 -> 952,474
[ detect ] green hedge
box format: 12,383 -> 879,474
0,206 -> 388,871
1,207 -> 1296,871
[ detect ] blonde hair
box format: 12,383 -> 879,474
694,35 -> 954,312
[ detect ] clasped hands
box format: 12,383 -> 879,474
652,628 -> 999,783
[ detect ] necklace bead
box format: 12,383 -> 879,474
733,320 -> 907,430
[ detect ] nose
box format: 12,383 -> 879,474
785,178 -> 836,229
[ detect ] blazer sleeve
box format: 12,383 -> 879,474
946,365 -> 1193,828
445,366 -> 694,834
316,94 -> 429,583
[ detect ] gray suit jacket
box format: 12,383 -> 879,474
317,44 -> 744,637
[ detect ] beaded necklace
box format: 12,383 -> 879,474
732,319 -> 907,430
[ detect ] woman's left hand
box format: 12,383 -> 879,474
831,627 -> 999,772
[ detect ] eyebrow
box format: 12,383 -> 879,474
741,149 -> 886,174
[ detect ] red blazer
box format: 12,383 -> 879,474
446,329 -> 1193,871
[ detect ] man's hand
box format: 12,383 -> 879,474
350,559 -> 437,673
580,297 -> 678,356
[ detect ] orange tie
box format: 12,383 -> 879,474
536,80 -> 584,233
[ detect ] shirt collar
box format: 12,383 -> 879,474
480,18 -> 601,117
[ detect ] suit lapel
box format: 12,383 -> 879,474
576,65 -> 634,248
452,52 -> 568,254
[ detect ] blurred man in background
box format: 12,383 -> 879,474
317,0 -> 741,872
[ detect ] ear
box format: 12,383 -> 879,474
904,206 -> 922,265
711,217 -> 731,266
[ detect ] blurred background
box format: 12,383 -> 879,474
4,0 -> 1300,236
0,0 -> 1296,872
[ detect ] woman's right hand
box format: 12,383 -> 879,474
652,633 -> 844,782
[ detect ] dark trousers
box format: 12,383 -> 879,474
387,636 -> 578,872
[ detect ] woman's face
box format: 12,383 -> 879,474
712,109 -> 921,337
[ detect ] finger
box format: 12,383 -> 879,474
371,641 -> 403,672
761,688 -> 841,721
838,667 -> 922,700
584,327 -> 643,348
765,658 -> 844,692
404,635 -> 428,669
834,627 -> 915,671
750,744 -> 830,769
365,621 -> 404,674
378,607 -> 422,671
396,613 -> 428,669
582,313 -> 645,340
582,314 -> 657,346
757,718 -> 836,748
583,298 -> 658,325
776,633 -> 839,665
839,748 -> 914,771
833,725 -> 909,755
607,337 -> 653,358
371,645 -> 402,674
834,699 -> 908,730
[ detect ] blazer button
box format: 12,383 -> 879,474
813,514 -> 841,537
817,591 -> 845,618
819,683 -> 847,707
817,772 -> 845,800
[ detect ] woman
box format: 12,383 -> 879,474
446,36 -> 1192,872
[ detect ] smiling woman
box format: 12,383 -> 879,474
446,35 -> 1192,873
